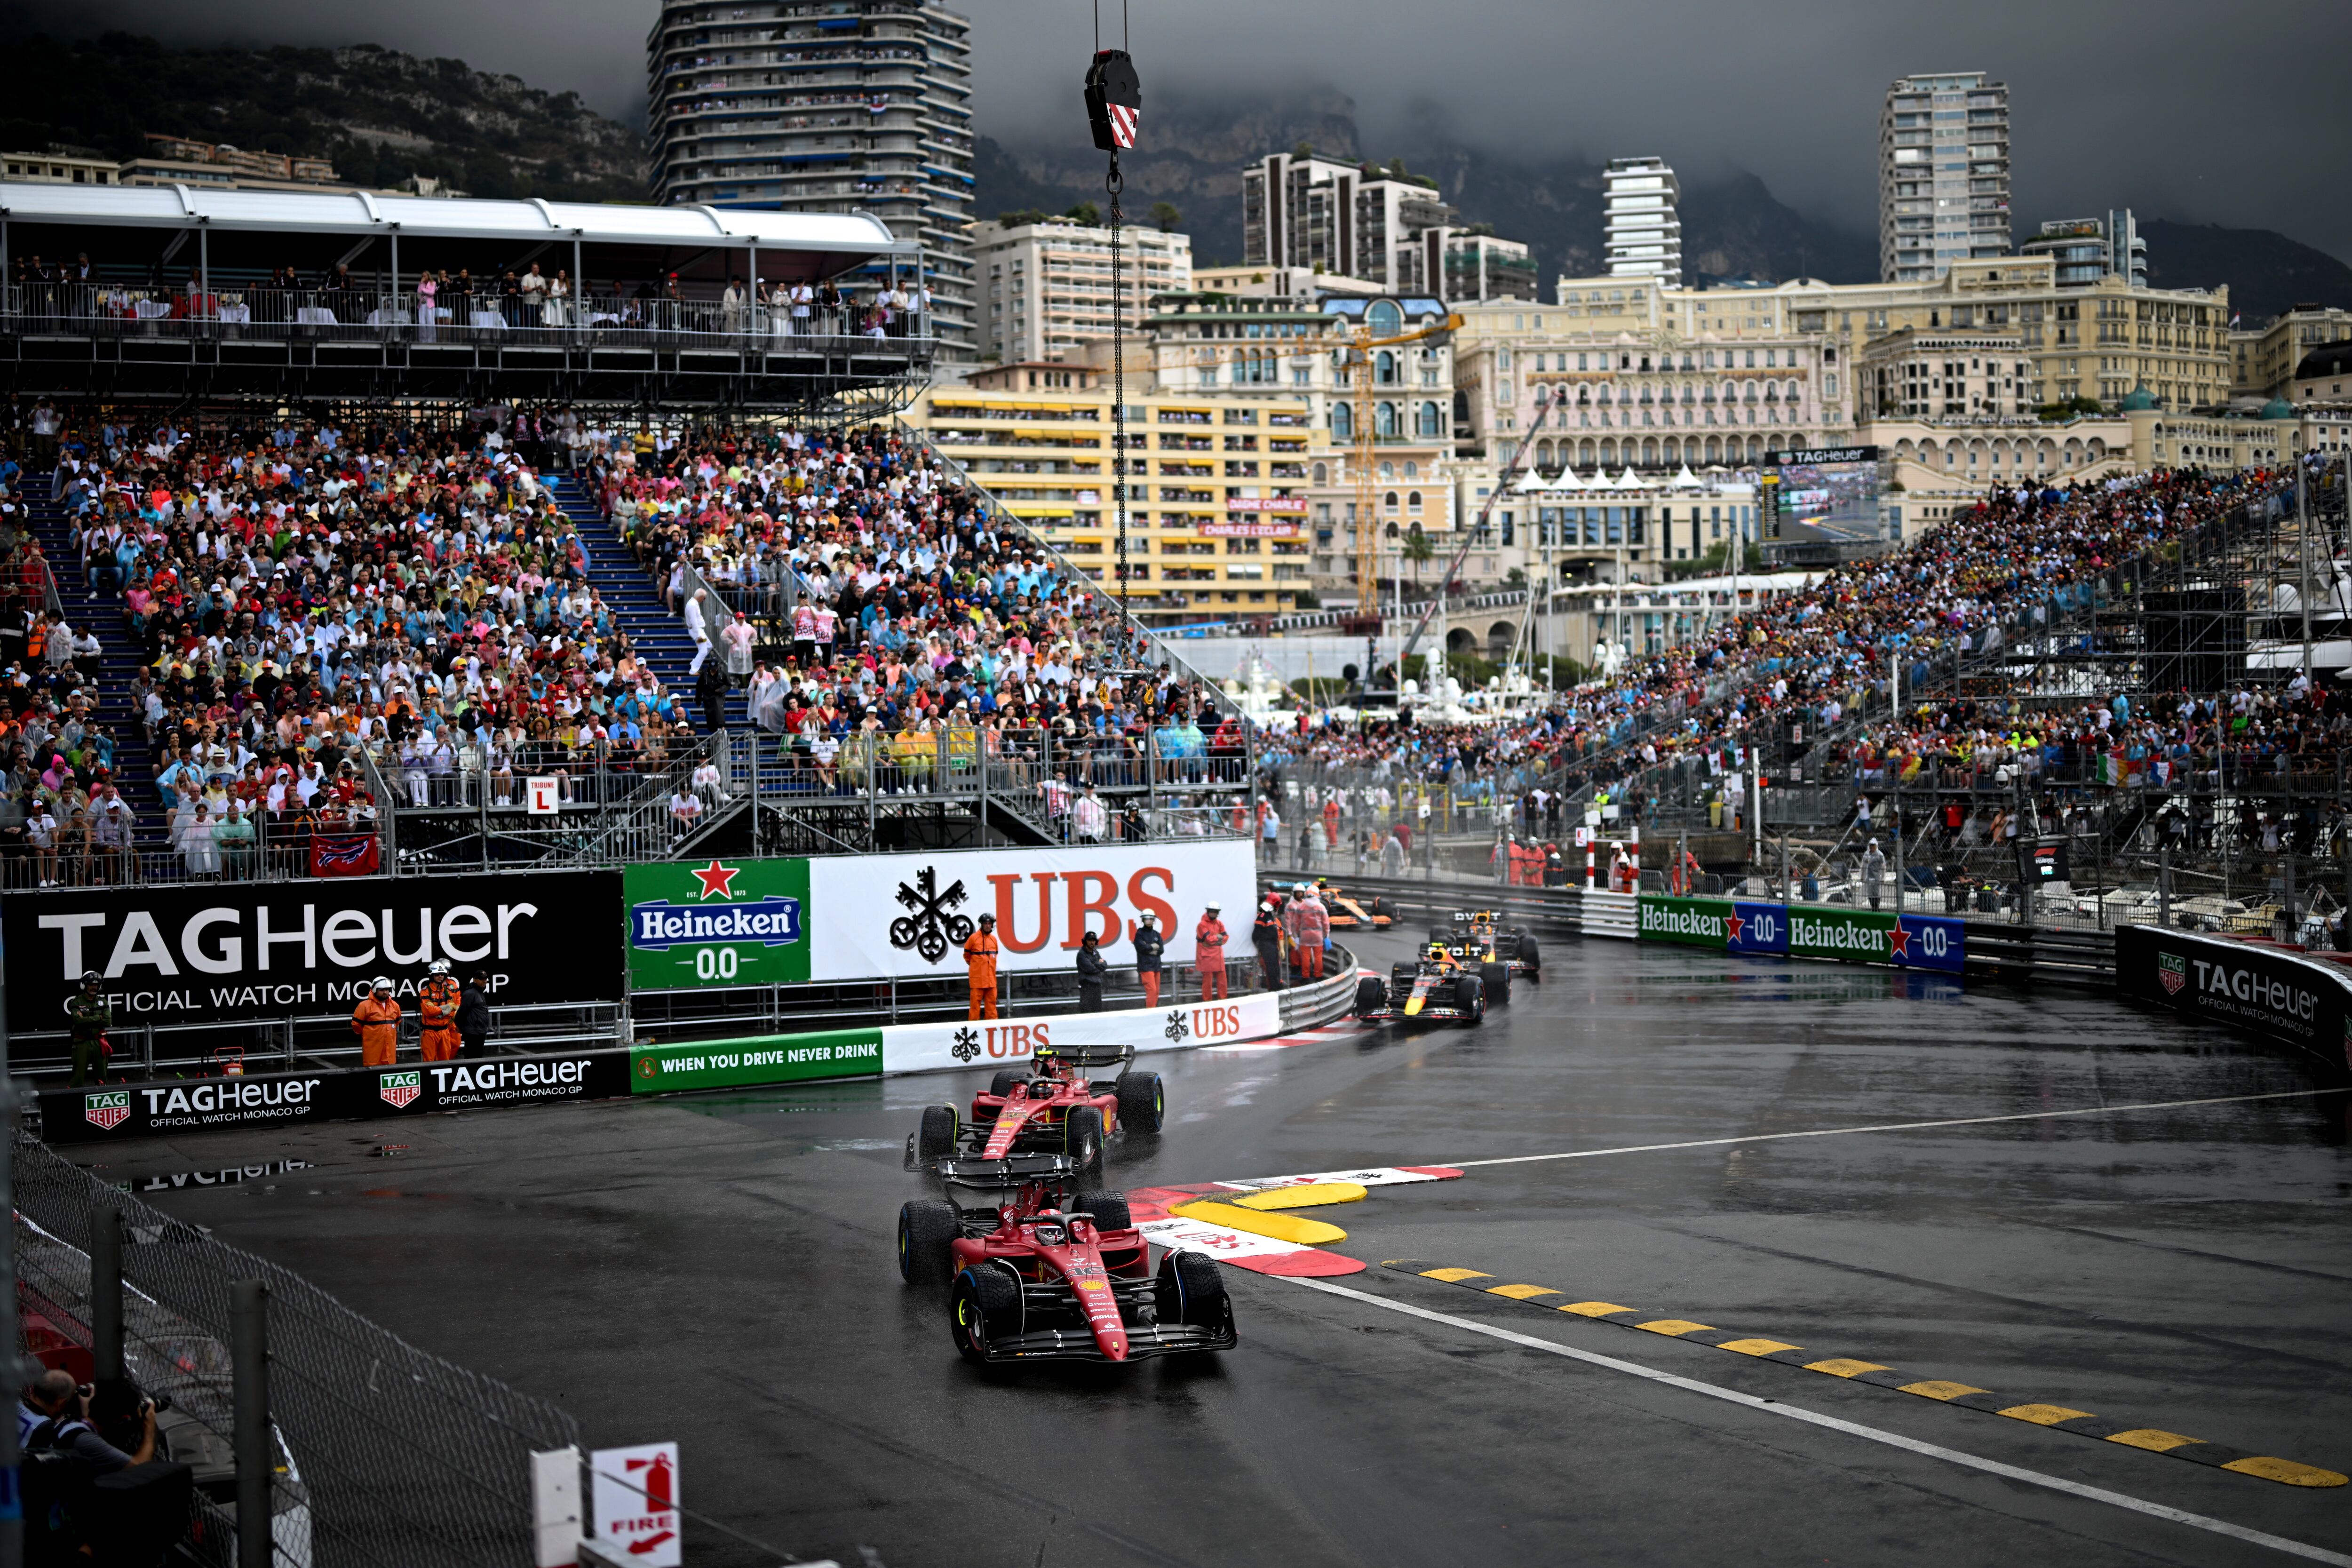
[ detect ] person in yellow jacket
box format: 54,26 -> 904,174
351,977 -> 402,1067
963,913 -> 1001,1019
417,961 -> 462,1063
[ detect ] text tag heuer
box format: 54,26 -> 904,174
379,1071 -> 422,1108
84,1090 -> 131,1131
2157,953 -> 2186,995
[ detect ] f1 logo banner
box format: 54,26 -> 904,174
624,859 -> 812,992
809,841 -> 1255,982
6,872 -> 624,1029
2117,923 -> 2352,1074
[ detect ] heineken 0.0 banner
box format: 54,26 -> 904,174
1636,896 -> 1731,948
1787,905 -> 1895,963
624,859 -> 813,992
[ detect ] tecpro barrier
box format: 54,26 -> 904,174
2117,924 -> 2352,1075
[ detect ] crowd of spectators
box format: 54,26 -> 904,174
589,421 -> 1251,838
0,406 -> 706,885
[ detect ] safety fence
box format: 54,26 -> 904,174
12,1132 -> 578,1568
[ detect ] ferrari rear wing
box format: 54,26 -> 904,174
934,1153 -> 1081,1190
1032,1043 -> 1136,1071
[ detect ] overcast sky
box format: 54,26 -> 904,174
40,0 -> 2352,260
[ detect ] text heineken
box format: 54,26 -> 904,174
1788,907 -> 1894,963
624,859 -> 814,991
1637,897 -> 1731,949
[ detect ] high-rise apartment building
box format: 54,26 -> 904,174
974,216 -> 1191,365
645,0 -> 976,357
1603,158 -> 1681,287
2018,210 -> 2147,289
1879,72 -> 2010,283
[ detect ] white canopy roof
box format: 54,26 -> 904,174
0,181 -> 914,258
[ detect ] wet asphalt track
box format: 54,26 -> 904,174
82,927 -> 2352,1568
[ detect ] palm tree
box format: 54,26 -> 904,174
1402,524 -> 1434,592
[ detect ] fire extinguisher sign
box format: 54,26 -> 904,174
590,1442 -> 682,1566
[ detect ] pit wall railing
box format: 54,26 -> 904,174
11,1131 -> 580,1568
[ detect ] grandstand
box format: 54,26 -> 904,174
0,183 -> 933,410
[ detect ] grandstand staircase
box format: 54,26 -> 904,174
547,473 -> 1057,853
19,475 -> 169,838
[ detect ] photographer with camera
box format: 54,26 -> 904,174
18,1368 -> 157,1473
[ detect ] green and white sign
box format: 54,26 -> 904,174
625,859 -> 812,991
1787,906 -> 1895,964
629,1028 -> 882,1094
1637,896 -> 1732,949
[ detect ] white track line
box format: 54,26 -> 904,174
1446,1087 -> 2352,1170
1293,1277 -> 2352,1567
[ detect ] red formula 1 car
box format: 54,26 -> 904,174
896,1153 -> 1239,1365
908,1045 -> 1164,1177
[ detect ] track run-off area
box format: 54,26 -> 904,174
86,925 -> 2352,1568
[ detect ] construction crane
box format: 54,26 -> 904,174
1339,310 -> 1464,688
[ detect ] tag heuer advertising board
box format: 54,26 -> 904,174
624,860 -> 812,992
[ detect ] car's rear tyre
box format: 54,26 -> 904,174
1063,1104 -> 1105,1175
988,1069 -> 1023,1097
1370,897 -> 1395,919
1075,1189 -> 1131,1231
1429,925 -> 1450,947
898,1199 -> 958,1288
1480,961 -> 1510,1008
915,1104 -> 958,1160
1114,1071 -> 1164,1135
1354,975 -> 1387,1017
1156,1250 -> 1233,1337
951,1263 -> 1022,1362
1516,930 -> 1541,976
1455,975 -> 1485,1026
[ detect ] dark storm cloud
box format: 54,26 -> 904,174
25,0 -> 2352,259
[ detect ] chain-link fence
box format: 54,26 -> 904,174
13,1133 -> 578,1568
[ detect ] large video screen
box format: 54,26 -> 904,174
1768,446 -> 1882,538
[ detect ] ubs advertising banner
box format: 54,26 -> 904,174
2118,924 -> 2352,1073
40,1050 -> 632,1144
624,859 -> 813,993
884,991 -> 1284,1075
810,841 -> 1255,983
6,873 -> 625,1031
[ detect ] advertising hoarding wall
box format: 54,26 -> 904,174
2118,924 -> 2352,1073
5,873 -> 625,1031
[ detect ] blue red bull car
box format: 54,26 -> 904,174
895,1153 -> 1238,1365
907,1044 -> 1163,1177
1353,940 -> 1490,1027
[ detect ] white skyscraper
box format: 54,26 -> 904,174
1603,158 -> 1681,287
1879,72 -> 2011,283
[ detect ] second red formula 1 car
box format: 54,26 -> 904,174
895,1153 -> 1239,1365
908,1044 -> 1163,1177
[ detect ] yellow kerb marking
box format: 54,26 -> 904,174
1167,1200 -> 1346,1246
1486,1283 -> 1562,1300
1635,1319 -> 1716,1337
1558,1301 -> 1637,1318
2105,1429 -> 2201,1453
1998,1404 -> 2096,1426
2222,1457 -> 2349,1488
1419,1268 -> 1492,1283
1232,1182 -> 1367,1210
1805,1359 -> 1891,1378
1900,1381 -> 1991,1401
1716,1338 -> 1803,1357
